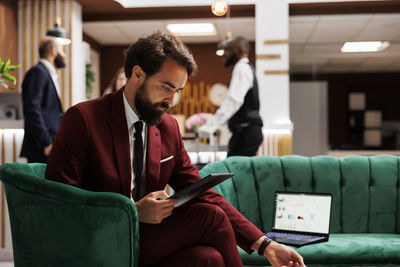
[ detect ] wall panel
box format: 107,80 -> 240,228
18,0 -> 82,110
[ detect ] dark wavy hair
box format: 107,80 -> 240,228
124,31 -> 197,79
233,36 -> 250,56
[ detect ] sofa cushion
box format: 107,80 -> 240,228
239,234 -> 400,266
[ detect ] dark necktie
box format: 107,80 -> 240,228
133,121 -> 144,201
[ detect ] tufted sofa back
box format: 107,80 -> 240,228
199,155 -> 400,234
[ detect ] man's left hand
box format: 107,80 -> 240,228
44,144 -> 53,156
264,241 -> 305,267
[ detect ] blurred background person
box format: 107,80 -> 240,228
20,36 -> 66,163
199,36 -> 263,157
102,67 -> 127,95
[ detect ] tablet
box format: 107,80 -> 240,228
167,173 -> 234,207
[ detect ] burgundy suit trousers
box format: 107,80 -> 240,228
140,203 -> 243,267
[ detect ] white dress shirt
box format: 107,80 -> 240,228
39,59 -> 61,100
199,57 -> 254,134
123,91 -> 148,200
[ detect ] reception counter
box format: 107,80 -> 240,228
183,139 -> 228,165
0,120 -> 26,164
0,120 -> 24,261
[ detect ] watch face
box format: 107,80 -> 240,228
209,83 -> 228,107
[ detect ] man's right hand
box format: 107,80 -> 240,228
264,241 -> 305,267
135,190 -> 178,224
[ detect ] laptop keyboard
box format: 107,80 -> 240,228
267,232 -> 325,242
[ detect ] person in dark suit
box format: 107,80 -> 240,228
21,37 -> 65,163
45,32 -> 305,267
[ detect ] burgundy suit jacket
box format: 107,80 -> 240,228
45,89 -> 263,253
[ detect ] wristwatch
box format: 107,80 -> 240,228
258,237 -> 272,256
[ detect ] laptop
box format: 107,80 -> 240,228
265,191 -> 332,247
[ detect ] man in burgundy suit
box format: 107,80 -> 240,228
45,32 -> 305,267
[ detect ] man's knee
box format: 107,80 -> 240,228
198,246 -> 225,266
190,203 -> 228,225
189,203 -> 236,243
183,246 -> 225,267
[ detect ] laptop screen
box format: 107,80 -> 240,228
272,192 -> 332,234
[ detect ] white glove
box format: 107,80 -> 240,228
198,124 -> 217,138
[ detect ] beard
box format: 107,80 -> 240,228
134,81 -> 170,126
54,53 -> 66,69
224,53 -> 237,68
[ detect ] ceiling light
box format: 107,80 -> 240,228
167,23 -> 217,36
47,18 -> 71,45
341,41 -> 389,53
212,0 -> 228,16
46,0 -> 71,45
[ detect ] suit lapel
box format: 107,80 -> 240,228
109,89 -> 131,197
38,62 -> 63,111
146,125 -> 161,192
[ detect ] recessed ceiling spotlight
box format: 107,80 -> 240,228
167,23 -> 217,36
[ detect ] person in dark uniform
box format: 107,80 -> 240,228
199,36 -> 263,156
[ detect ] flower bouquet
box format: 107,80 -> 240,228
185,113 -> 213,132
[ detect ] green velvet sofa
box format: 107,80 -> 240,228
200,155 -> 400,267
0,162 -> 139,267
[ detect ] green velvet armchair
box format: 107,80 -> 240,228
0,162 -> 139,267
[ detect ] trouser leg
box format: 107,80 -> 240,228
139,203 -> 242,267
228,128 -> 263,157
150,245 -> 225,267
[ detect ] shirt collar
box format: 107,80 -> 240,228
39,59 -> 57,77
123,89 -> 142,128
237,57 -> 249,65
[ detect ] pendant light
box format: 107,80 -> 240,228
46,0 -> 71,45
216,4 -> 232,56
211,0 -> 228,16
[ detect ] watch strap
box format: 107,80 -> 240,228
258,237 -> 272,256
